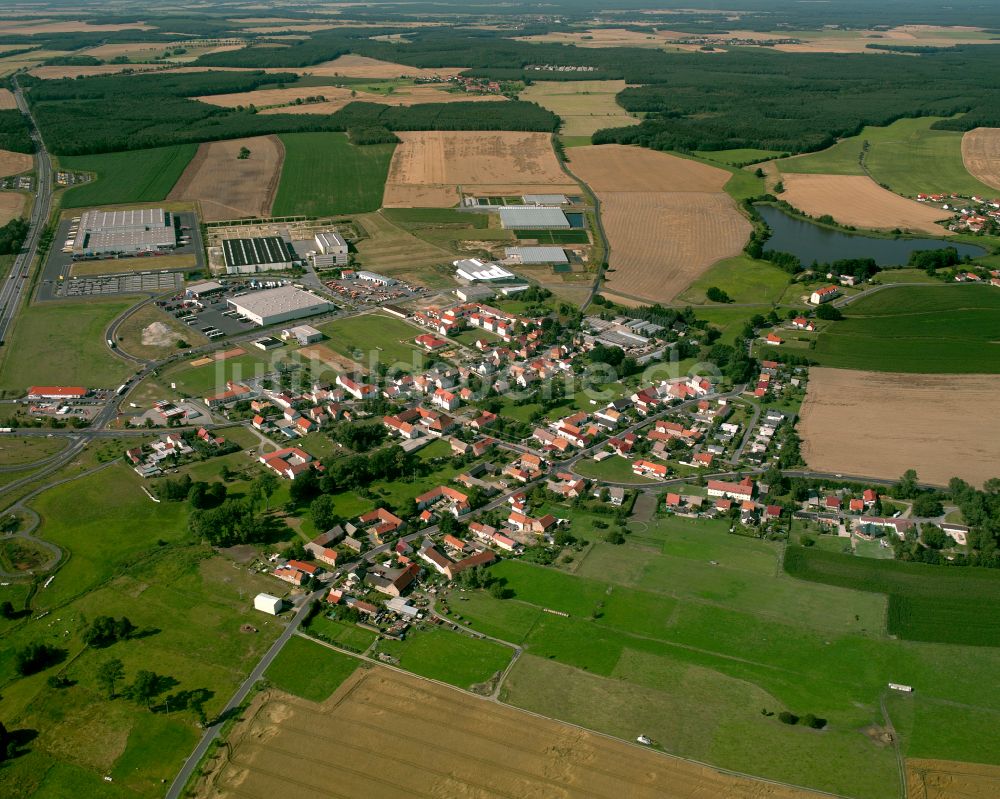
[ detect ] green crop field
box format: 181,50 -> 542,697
439,514 -> 1000,797
676,255 -> 792,305
778,117 -> 996,197
318,312 -> 426,371
381,208 -> 488,228
304,614 -> 378,653
695,148 -> 786,165
373,626 -> 513,690
0,299 -> 138,393
58,144 -> 197,208
265,637 -> 360,702
272,132 -> 395,217
812,284 -> 1000,373
784,545 -> 1000,646
158,351 -> 273,398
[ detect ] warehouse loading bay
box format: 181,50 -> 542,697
37,210 -> 205,302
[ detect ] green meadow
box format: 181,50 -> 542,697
58,144 -> 197,208
442,515 -> 1000,798
812,284 -> 1000,373
272,132 -> 395,217
374,626 -> 513,690
318,312 -> 426,371
676,255 -> 792,306
265,637 -> 360,702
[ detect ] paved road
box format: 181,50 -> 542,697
0,76 -> 52,345
164,589 -> 322,799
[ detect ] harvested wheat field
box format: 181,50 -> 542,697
0,88 -> 16,110
521,80 -> 639,137
569,145 -> 749,302
383,131 -> 578,207
0,20 -> 151,35
961,127 -> 1000,191
258,84 -> 507,115
196,667 -> 825,799
0,192 -> 25,226
0,149 -> 32,178
168,135 -> 284,221
907,759 -> 1000,799
303,54 -> 466,79
781,174 -> 953,234
195,85 -> 354,109
799,368 -> 1000,487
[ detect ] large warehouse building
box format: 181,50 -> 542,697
222,237 -> 296,274
228,285 -> 334,326
72,208 -> 176,257
504,246 -> 569,265
313,231 -> 349,267
497,206 -> 570,230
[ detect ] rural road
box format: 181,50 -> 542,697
164,589 -> 323,799
0,76 -> 53,345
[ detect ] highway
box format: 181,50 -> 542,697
0,76 -> 52,345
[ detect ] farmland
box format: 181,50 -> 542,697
798,367 -> 1000,487
676,255 -> 792,305
961,127 -> 1000,192
568,145 -> 751,303
58,144 -> 198,208
382,130 -> 577,207
196,666 -> 824,799
439,516 -> 1000,797
0,147 -> 32,177
317,312 -> 426,372
295,53 -> 469,79
167,135 -> 284,221
520,80 -> 640,137
373,626 -> 513,689
272,132 -> 395,217
810,285 -> 1000,373
780,174 -> 953,234
0,191 -> 25,226
778,117 -> 996,198
264,637 -> 359,702
0,298 -> 137,393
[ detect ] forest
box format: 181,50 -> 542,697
0,110 -> 33,154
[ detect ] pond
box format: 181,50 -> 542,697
756,204 -> 987,265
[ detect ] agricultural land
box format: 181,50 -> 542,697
961,127 -> 1000,192
58,144 -> 197,208
520,80 -> 640,138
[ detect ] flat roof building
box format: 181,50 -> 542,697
356,270 -> 396,286
313,231 -> 349,267
454,258 -> 517,282
504,246 -> 568,265
73,207 -> 175,257
497,206 -> 569,230
522,194 -> 568,205
228,285 -> 334,326
185,280 -> 225,299
222,237 -> 296,275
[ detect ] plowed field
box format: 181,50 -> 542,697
196,666 -> 826,799
568,145 -> 750,302
961,127 -> 1000,191
167,135 -> 284,221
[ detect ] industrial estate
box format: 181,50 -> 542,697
0,2 -> 999,799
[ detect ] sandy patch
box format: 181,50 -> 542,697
781,174 -> 953,234
799,368 -> 1000,487
521,80 -> 639,137
383,131 -> 575,207
0,192 -> 26,226
0,149 -> 32,179
961,127 -> 1000,192
568,145 -> 749,302
195,666 -> 826,799
906,758 -> 1000,799
141,322 -> 181,347
190,347 -> 246,368
298,343 -> 366,375
0,88 -> 16,110
167,135 -> 284,221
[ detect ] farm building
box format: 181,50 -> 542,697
253,593 -> 283,615
356,270 -> 397,286
222,237 -> 296,274
497,206 -> 570,230
505,246 -> 569,265
72,207 -> 176,257
228,285 -> 334,326
27,386 -> 90,400
313,231 -> 349,267
454,258 -> 517,282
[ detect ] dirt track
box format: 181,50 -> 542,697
568,145 -> 749,302
799,368 -> 1000,487
383,131 -> 578,207
781,174 -> 953,234
196,666 -> 827,799
961,127 -> 1000,191
167,136 -> 284,221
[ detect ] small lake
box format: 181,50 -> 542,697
756,204 -> 987,265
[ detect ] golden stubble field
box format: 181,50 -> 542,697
302,54 -> 467,79
520,80 -> 640,137
0,88 -> 16,109
781,174 -> 954,234
907,758 -> 1000,799
961,127 -> 1000,191
798,368 -> 1000,487
0,148 -> 32,178
196,666 -> 827,799
167,135 -> 284,221
568,144 -> 750,303
0,192 -> 26,226
383,131 -> 579,207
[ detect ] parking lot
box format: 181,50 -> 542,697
37,210 -> 205,302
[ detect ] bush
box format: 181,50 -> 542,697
815,303 -> 843,321
15,642 -> 65,676
801,713 -> 827,729
706,286 -> 732,303
778,711 -> 799,725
